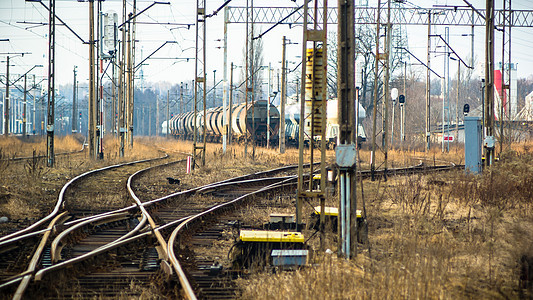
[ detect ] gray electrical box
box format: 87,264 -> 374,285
464,116 -> 482,174
335,144 -> 357,168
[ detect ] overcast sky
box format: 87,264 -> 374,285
1,0 -> 532,89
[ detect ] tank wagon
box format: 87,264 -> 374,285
168,100 -> 280,145
280,98 -> 367,149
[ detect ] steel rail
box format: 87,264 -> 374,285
50,212 -> 129,263
4,160 -> 459,297
197,176 -> 294,194
127,168 -> 171,260
0,153 -> 168,245
167,176 -> 298,300
167,161 -> 463,299
12,211 -> 70,300
27,162 -> 301,287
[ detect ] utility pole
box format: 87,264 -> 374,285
223,7 -> 228,153
456,59 -> 460,145
89,0 -> 96,159
47,0 -> 56,167
127,13 -> 133,147
4,56 -> 9,136
426,11 -> 432,151
129,0 -> 137,148
500,0 -> 512,155
297,0 -> 328,250
97,0 -> 103,159
180,82 -> 183,114
118,0 -> 126,157
166,90 -> 169,138
402,61 -> 406,143
337,0 -> 357,259
266,62 -> 272,149
250,0 -> 256,159
279,36 -> 287,154
442,27 -> 449,153
72,65 -> 77,133
228,62 -> 234,145
244,0 -> 249,157
32,74 -> 36,135
22,74 -> 27,137
484,0 -> 495,166
370,0 -> 392,181
156,95 -> 159,136
193,0 -> 207,169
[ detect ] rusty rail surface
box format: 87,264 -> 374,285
168,176 -> 298,300
0,153 -> 168,245
167,163 -> 462,299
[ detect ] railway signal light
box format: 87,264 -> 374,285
463,103 -> 470,116
399,95 -> 405,104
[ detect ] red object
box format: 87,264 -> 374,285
443,136 -> 454,142
494,70 -> 507,121
186,156 -> 192,174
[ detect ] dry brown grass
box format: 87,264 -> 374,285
237,146 -> 533,299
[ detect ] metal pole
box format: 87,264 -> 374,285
391,95 -> 395,147
166,90 -> 169,138
266,63 -> 271,149
47,0 -> 56,167
426,11 -> 431,151
130,0 -> 136,148
383,6 -> 391,177
370,0 -> 382,181
193,0 -> 207,168
337,0 -> 356,258
72,66 -> 77,133
500,0 -> 506,155
3,56 -> 8,136
22,74 -> 27,137
442,28 -> 447,153
97,0 -> 103,159
445,27 -> 451,152
156,94 -> 160,136
251,0 -> 255,159
229,62 -> 233,145
119,0 -> 126,157
127,13 -> 133,147
279,36 -> 287,154
33,74 -> 36,135
456,59 -> 460,146
485,0 -> 495,166
201,0 -> 207,167
244,0 -> 249,157
402,61 -> 406,143
180,82 -> 183,114
89,0 -> 96,159
223,7 -> 228,153
112,15 -> 117,137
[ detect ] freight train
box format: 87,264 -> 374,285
163,99 -> 366,148
282,98 -> 367,148
166,100 -> 280,145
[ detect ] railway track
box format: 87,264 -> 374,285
0,151 -> 174,298
0,156 -> 461,299
168,162 -> 463,300
0,152 -> 306,298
